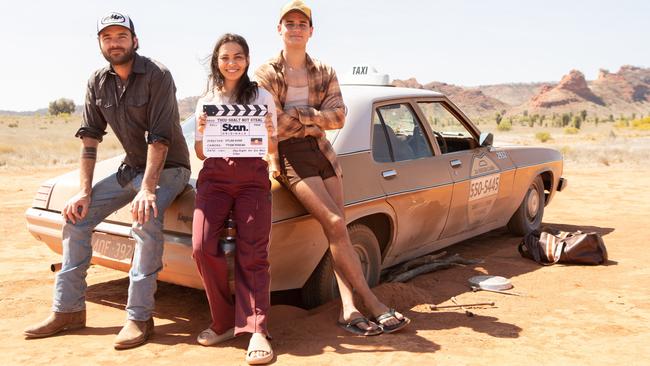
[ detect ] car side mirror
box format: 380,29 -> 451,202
479,132 -> 493,147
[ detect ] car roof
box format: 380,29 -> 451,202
335,85 -> 444,154
341,85 -> 443,101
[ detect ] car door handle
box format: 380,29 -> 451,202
450,159 -> 462,168
382,170 -> 397,179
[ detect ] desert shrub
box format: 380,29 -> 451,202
572,115 -> 582,129
495,112 -> 503,125
559,145 -> 571,156
535,131 -> 552,142
497,120 -> 512,131
631,117 -> 650,130
613,119 -> 629,128
8,123 -> 18,128
564,127 -> 579,135
48,98 -> 75,115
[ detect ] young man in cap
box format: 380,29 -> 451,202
24,12 -> 191,349
256,0 -> 410,335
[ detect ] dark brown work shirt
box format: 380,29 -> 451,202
77,53 -> 190,171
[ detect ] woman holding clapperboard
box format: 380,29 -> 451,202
192,33 -> 278,365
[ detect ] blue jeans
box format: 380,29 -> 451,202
52,167 -> 190,321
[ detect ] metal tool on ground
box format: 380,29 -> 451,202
468,275 -> 524,296
451,296 -> 475,317
430,301 -> 495,310
470,286 -> 524,296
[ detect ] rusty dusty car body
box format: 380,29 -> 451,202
25,81 -> 566,307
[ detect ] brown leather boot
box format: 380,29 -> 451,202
24,310 -> 86,338
113,318 -> 154,350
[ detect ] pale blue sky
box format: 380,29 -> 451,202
1,0 -> 648,111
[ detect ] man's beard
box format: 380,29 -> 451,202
101,46 -> 135,66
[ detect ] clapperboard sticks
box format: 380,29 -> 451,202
203,104 -> 268,117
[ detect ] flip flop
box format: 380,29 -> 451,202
246,333 -> 274,365
374,309 -> 410,334
196,327 -> 235,346
337,317 -> 383,336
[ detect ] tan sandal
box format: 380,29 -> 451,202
246,332 -> 273,365
196,327 -> 235,346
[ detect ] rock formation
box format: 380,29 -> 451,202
530,70 -> 604,108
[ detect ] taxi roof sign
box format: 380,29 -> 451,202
339,65 -> 391,86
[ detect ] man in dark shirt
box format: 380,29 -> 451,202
24,12 -> 190,350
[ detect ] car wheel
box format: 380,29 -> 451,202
301,224 -> 382,309
507,175 -> 545,236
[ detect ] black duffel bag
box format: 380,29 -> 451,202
518,228 -> 608,265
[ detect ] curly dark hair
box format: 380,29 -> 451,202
207,33 -> 258,104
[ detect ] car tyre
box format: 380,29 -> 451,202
301,224 -> 381,309
507,175 -> 545,236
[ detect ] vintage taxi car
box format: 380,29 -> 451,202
25,68 -> 566,308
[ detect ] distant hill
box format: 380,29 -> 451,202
472,82 -> 551,106
392,78 -> 509,118
393,65 -> 650,119
510,66 -> 650,117
0,108 -> 50,116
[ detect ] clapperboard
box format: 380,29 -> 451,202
202,104 -> 268,158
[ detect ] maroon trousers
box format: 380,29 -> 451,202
192,157 -> 272,336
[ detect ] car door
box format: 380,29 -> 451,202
415,100 -> 515,239
372,100 -> 453,265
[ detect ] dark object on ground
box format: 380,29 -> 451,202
385,253 -> 482,283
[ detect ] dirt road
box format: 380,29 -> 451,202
1,163 -> 649,365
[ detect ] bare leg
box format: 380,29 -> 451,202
291,176 -> 404,328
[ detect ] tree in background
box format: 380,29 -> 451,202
561,113 -> 571,127
48,98 -> 75,115
580,110 -> 587,123
495,112 -> 503,125
572,115 -> 582,129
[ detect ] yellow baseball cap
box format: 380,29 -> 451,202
279,0 -> 312,25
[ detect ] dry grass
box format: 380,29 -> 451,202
0,114 -> 123,169
486,121 -> 650,167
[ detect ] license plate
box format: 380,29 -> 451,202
91,232 -> 135,263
